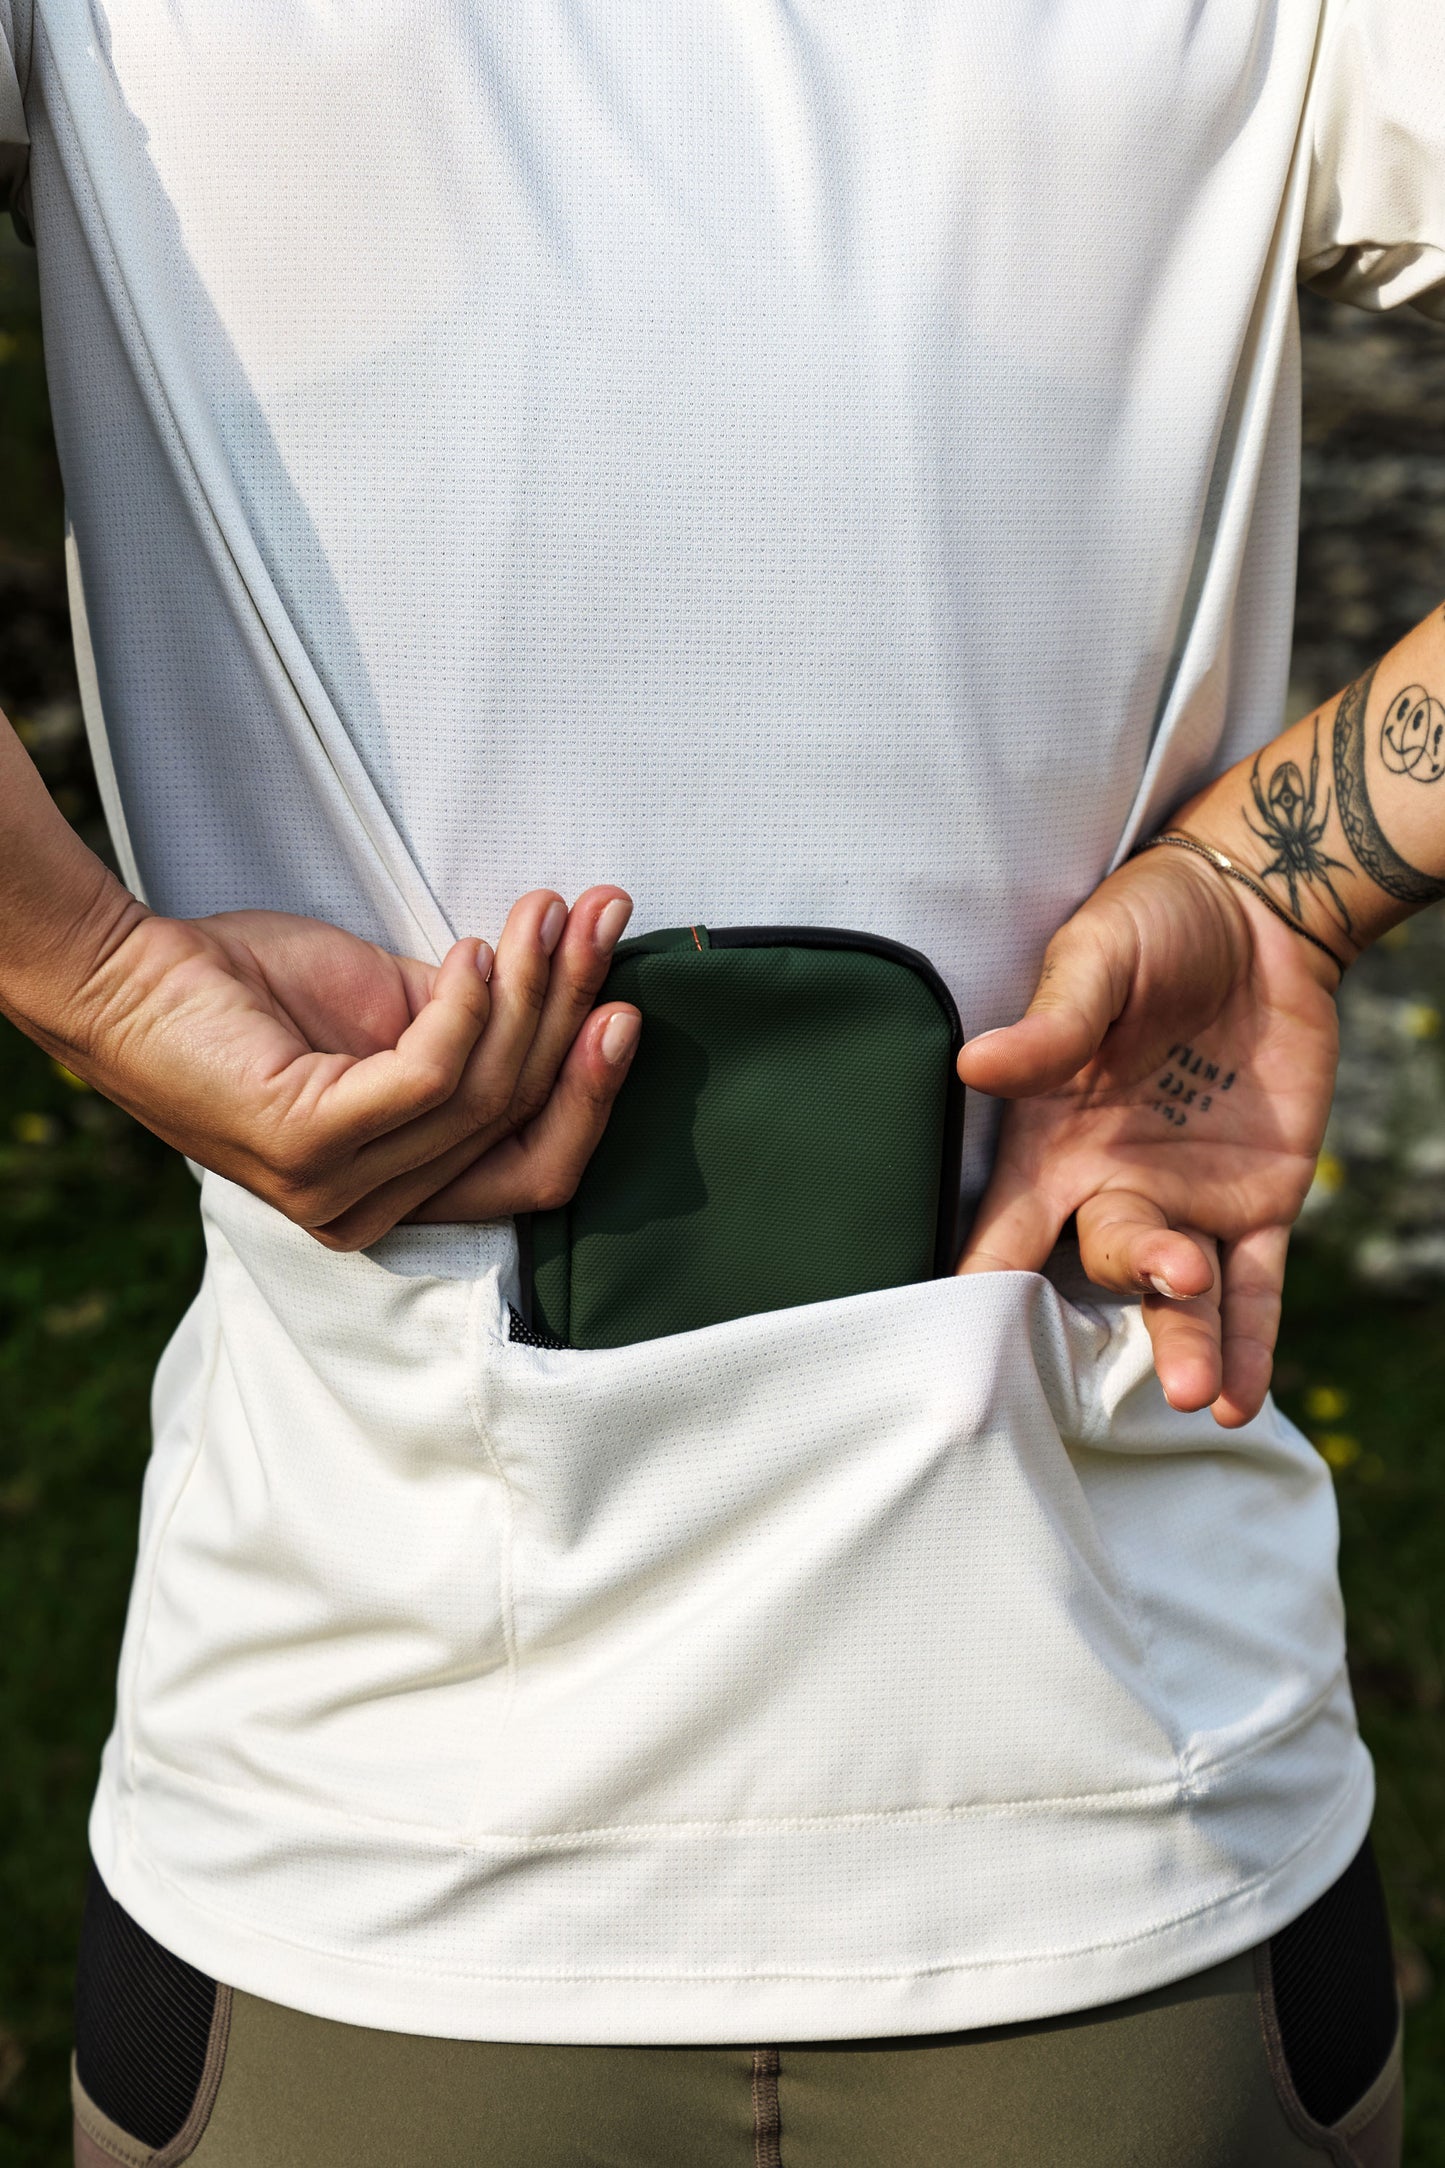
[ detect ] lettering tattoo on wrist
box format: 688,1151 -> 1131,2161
1244,718 -> 1354,931
1335,663 -> 1445,907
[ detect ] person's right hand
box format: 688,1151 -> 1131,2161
956,846 -> 1338,1425
13,885 -> 640,1250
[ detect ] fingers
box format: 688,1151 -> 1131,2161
306,1120 -> 514,1251
293,935 -> 494,1153
408,1001 -> 642,1225
506,887 -> 633,1125
963,1177 -> 1240,1427
318,889 -> 602,1191
392,886 -> 632,1171
1138,1228 -> 1223,1413
451,887 -> 573,1115
957,907 -> 1133,1100
1097,1211 -> 1287,1425
1075,1191 -> 1216,1304
309,1001 -> 641,1250
1078,1193 -> 1222,1411
956,1164 -> 1070,1276
256,887 -> 637,1231
1211,1224 -> 1289,1429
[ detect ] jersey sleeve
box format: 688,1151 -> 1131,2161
0,0 -> 29,217
1300,0 -> 1445,320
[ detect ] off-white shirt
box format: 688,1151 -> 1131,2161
2,0 -> 1442,2043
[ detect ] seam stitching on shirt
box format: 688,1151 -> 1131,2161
109,1761 -> 1371,1986
1108,0 -> 1327,866
33,18 -> 453,960
459,1276 -> 521,1843
1058,1303 -> 1188,1772
124,1661 -> 1354,1850
120,1280 -> 225,1792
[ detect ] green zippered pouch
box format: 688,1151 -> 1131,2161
516,924 -> 965,1350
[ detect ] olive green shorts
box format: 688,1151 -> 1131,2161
72,1851 -> 1403,2168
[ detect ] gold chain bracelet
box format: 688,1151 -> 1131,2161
1134,830 -> 1349,977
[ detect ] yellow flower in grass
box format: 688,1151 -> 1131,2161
51,1059 -> 90,1090
1402,1002 -> 1441,1040
1305,1386 -> 1350,1423
12,1111 -> 59,1147
1317,1433 -> 1361,1471
1311,1151 -> 1346,1195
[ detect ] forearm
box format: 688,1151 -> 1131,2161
1173,603 -> 1445,966
0,705 -> 146,1040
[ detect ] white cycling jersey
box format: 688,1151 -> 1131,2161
1,0 -> 1441,2043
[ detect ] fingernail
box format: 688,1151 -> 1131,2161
601,1012 -> 640,1065
540,900 -> 567,955
595,897 -> 633,953
475,941 -> 494,981
1150,1275 -> 1186,1300
966,1028 -> 1006,1048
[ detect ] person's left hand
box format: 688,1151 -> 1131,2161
956,846 -> 1341,1425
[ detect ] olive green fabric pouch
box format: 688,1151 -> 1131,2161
518,925 -> 964,1349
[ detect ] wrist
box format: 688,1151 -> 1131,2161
0,853 -> 151,1055
1168,767 -> 1364,973
1138,827 -> 1352,985
0,708 -> 154,1051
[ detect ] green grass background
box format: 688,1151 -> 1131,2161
1,223 -> 1443,2163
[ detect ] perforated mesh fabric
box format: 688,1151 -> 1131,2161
1269,1837 -> 1398,2128
507,1302 -> 567,1351
74,1864 -> 218,2150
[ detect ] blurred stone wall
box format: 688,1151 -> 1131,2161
1293,292 -> 1445,1284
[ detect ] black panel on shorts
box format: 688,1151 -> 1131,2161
1269,1836 -> 1398,2128
74,1864 -> 219,2150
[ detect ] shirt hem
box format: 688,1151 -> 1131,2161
88,1733 -> 1374,2045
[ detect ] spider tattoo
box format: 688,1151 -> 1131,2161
1245,721 -> 1354,932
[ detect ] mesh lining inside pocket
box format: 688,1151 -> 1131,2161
508,1302 -> 568,1350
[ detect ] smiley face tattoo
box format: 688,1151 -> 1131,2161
1334,663 -> 1445,908
1380,684 -> 1445,784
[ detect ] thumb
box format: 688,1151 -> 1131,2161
958,904 -> 1134,1099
